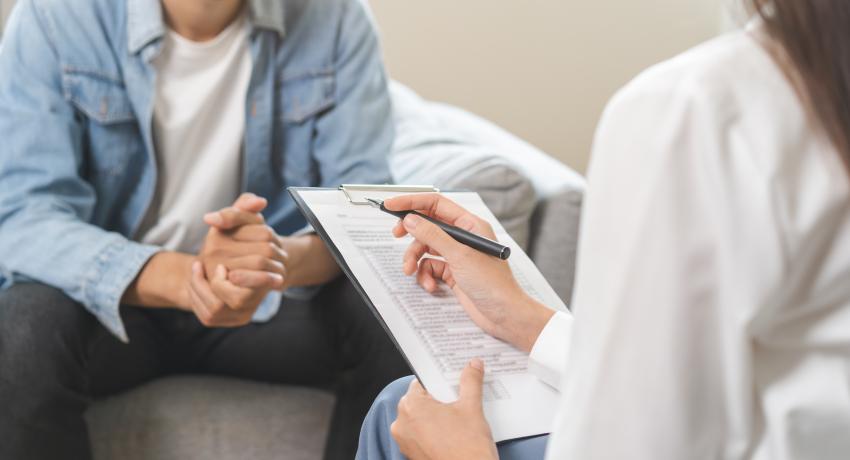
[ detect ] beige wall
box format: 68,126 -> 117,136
0,0 -> 725,172
371,0 -> 725,173
0,0 -> 12,36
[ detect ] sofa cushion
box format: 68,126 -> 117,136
85,376 -> 335,460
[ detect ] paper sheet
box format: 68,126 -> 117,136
293,189 -> 567,442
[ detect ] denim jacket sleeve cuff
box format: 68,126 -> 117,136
292,223 -> 315,237
83,239 -> 162,343
283,285 -> 321,301
252,289 -> 283,322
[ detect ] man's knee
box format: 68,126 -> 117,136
321,275 -> 387,339
0,283 -> 96,382
319,276 -> 411,378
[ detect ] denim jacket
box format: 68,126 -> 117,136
0,0 -> 393,341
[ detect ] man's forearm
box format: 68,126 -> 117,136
283,234 -> 341,288
122,251 -> 194,309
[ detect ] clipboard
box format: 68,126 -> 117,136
338,184 -> 439,205
288,185 -> 439,384
288,184 -> 567,441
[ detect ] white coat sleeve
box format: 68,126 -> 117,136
546,77 -> 784,459
529,311 -> 574,390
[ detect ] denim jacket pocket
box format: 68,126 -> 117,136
277,69 -> 336,124
60,68 -> 142,180
61,68 -> 135,124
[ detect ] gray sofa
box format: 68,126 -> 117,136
1,3 -> 586,458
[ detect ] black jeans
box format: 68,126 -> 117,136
0,277 -> 409,460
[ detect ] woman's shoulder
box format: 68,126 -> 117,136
609,28 -> 794,124
595,27 -> 815,182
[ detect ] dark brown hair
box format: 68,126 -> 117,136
749,0 -> 850,172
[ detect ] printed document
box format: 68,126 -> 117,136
291,188 -> 569,441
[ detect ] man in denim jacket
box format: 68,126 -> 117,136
0,0 -> 408,458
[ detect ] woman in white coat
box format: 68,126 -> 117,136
356,0 -> 850,458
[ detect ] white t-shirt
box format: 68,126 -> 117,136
139,13 -> 252,253
530,26 -> 850,459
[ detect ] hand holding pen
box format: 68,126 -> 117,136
366,198 -> 511,260
373,193 -> 553,353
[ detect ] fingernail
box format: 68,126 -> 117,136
403,214 -> 420,229
192,261 -> 201,274
216,264 -> 227,278
204,212 -> 223,225
470,358 -> 484,371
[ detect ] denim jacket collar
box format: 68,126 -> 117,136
247,0 -> 286,37
126,0 -> 165,54
126,0 -> 285,54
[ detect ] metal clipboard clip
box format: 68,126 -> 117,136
339,184 -> 440,205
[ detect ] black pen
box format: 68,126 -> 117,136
365,198 -> 511,260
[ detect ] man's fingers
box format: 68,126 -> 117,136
190,262 -> 225,311
209,264 -> 257,312
225,255 -> 286,278
209,242 -> 288,267
228,224 -> 281,245
189,262 -> 244,327
204,207 -> 265,230
239,242 -> 289,266
228,269 -> 284,290
187,283 -> 213,322
232,192 -> 268,213
458,359 -> 485,407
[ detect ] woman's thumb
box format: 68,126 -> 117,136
458,358 -> 485,407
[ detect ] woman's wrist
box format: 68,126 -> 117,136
501,293 -> 556,353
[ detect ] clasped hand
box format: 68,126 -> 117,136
187,193 -> 287,327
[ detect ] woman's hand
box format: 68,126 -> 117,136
391,359 -> 498,460
386,194 -> 554,352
